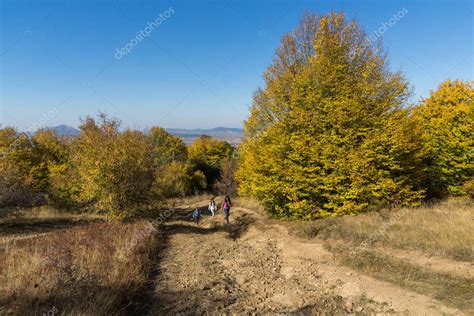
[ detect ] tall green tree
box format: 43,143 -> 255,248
238,12 -> 424,218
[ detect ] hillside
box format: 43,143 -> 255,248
1,198 -> 472,314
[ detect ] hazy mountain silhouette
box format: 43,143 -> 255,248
49,125 -> 81,136
29,125 -> 243,144
167,127 -> 243,144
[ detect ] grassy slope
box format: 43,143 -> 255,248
289,199 -> 474,312
1,198 -> 473,314
0,210 -> 158,315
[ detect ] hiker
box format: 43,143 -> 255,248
222,195 -> 231,224
193,207 -> 201,226
208,198 -> 217,218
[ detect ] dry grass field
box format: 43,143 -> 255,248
289,199 -> 474,311
0,209 -> 158,315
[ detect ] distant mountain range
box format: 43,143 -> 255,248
34,125 -> 244,145
23,125 -> 80,137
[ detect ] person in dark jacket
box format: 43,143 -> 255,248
193,208 -> 201,226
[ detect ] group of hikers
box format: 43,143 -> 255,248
192,196 -> 231,226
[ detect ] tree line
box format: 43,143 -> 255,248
236,12 -> 473,219
0,114 -> 236,219
1,12 -> 472,220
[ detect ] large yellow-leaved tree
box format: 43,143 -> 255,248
237,12 -> 424,219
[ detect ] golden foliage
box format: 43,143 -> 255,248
238,12 -> 424,218
188,135 -> 234,190
413,80 -> 474,197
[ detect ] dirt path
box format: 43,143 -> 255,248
148,204 -> 465,315
375,248 -> 474,279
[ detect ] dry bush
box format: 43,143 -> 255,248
0,168 -> 37,208
0,221 -> 157,315
214,158 -> 238,197
320,199 -> 474,261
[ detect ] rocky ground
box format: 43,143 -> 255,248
148,202 -> 463,315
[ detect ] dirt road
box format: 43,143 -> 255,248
148,202 -> 463,315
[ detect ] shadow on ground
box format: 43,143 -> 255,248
0,217 -> 104,238
162,210 -> 255,240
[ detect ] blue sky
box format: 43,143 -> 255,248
1,0 -> 472,131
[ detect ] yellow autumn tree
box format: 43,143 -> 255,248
34,130 -> 83,209
71,114 -> 154,217
238,12 -> 424,219
0,127 -> 74,207
413,80 -> 474,198
188,135 -> 234,190
0,128 -> 36,206
148,127 -> 188,166
147,126 -> 202,198
30,129 -> 70,194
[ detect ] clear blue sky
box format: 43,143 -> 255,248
1,0 -> 472,131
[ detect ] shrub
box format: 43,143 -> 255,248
0,166 -> 35,207
462,177 -> 474,198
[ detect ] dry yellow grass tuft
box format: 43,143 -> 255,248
234,197 -> 266,214
0,220 -> 157,315
166,193 -> 214,207
321,199 -> 474,261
